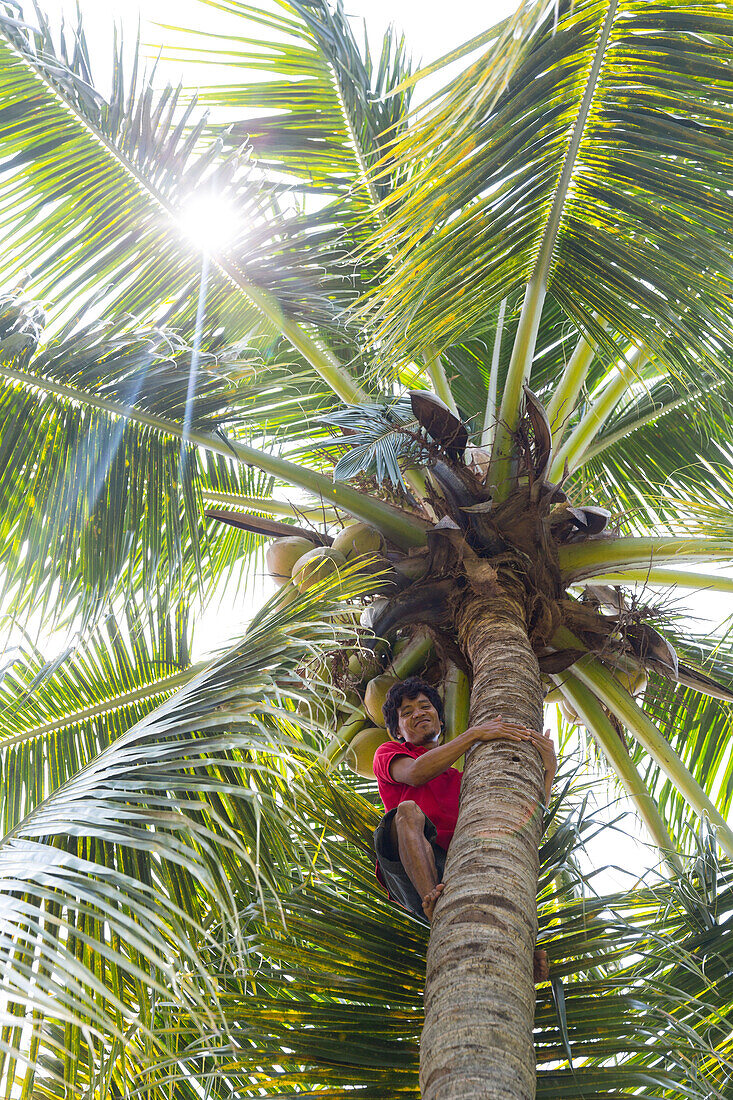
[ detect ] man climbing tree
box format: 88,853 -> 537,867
373,675 -> 555,977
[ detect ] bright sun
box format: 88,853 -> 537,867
178,194 -> 239,253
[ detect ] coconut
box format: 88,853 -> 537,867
331,522 -> 384,561
558,697 -> 580,725
348,650 -> 384,683
614,666 -> 648,698
336,689 -> 363,720
364,673 -> 398,726
291,546 -> 346,591
266,536 -> 317,587
345,726 -> 392,778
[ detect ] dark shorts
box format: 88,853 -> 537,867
373,807 -> 448,924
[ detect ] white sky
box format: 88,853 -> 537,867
46,0 -> 519,77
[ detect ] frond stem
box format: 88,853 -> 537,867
199,490 -> 340,520
481,297 -> 506,449
572,567 -> 733,593
491,0 -> 618,496
1,365 -> 428,549
423,345 -> 459,414
553,670 -> 683,876
546,327 -> 598,447
559,536 -> 733,583
579,381 -> 723,464
564,647 -> 733,859
549,345 -> 648,481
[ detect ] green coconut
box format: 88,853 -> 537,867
291,546 -> 346,591
348,649 -> 384,683
331,522 -> 384,561
614,666 -> 648,697
266,536 -> 317,587
364,673 -> 398,726
336,689 -> 363,720
345,726 -> 392,778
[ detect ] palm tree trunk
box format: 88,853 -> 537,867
420,591 -> 544,1099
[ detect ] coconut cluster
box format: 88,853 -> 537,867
265,523 -> 403,777
265,522 -> 386,593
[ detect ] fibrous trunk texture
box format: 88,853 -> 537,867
420,592 -> 545,1100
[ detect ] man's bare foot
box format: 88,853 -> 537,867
421,882 -> 445,922
533,948 -> 549,984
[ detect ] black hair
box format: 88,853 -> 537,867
383,676 -> 445,740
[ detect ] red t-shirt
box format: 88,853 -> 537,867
373,740 -> 462,851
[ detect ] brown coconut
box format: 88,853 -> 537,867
345,726 -> 391,778
291,546 -> 346,592
266,536 -> 317,587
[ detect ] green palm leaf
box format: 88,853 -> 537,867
0,17 -> 365,400
0,300 -> 238,625
0,599 -> 194,832
4,0 -> 733,1094
164,767 -> 733,1099
323,397 -> 423,488
0,580 -> 362,1098
360,0 -> 733,400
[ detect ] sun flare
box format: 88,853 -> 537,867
178,194 -> 239,253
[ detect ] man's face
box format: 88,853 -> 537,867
396,692 -> 441,747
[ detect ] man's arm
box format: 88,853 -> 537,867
389,716 -> 540,787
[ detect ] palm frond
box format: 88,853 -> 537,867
0,599 -> 193,833
322,397 -> 424,488
170,0 -> 414,200
132,763 -> 733,1099
638,635 -> 733,849
0,299 -> 239,626
0,290 -> 426,626
356,0 -> 733,406
0,17 -> 367,400
0,576 -> 364,1098
0,1 -> 223,205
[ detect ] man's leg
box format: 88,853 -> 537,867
391,800 -> 445,921
389,803 -> 550,977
